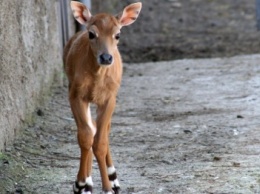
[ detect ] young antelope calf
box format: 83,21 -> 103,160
63,1 -> 142,194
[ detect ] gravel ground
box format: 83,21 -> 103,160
1,55 -> 260,194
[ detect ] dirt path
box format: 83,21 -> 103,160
1,55 -> 260,194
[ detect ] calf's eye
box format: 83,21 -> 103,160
89,31 -> 96,39
115,33 -> 120,40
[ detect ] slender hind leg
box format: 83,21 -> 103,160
106,124 -> 120,194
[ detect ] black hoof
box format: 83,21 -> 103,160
112,186 -> 120,194
73,181 -> 93,194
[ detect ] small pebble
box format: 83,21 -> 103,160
37,109 -> 44,116
232,162 -> 241,167
3,159 -> 9,165
213,156 -> 221,161
15,188 -> 23,194
172,2 -> 182,8
184,129 -> 192,134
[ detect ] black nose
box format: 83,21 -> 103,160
99,53 -> 113,65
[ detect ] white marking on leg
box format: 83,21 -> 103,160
108,166 -> 120,188
86,176 -> 93,186
114,179 -> 120,187
87,105 -> 96,136
107,166 -> 116,175
110,178 -> 120,188
82,192 -> 91,194
77,176 -> 93,187
103,192 -> 113,194
78,180 -> 86,187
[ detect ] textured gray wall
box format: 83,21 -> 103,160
0,0 -> 63,151
92,0 -> 121,14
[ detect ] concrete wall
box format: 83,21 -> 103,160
0,0 -> 64,151
92,0 -> 121,14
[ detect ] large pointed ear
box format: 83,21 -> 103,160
116,2 -> 142,27
71,1 -> 92,25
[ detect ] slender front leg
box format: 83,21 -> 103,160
93,98 -> 116,193
69,96 -> 95,194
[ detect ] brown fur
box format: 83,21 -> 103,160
64,29 -> 122,105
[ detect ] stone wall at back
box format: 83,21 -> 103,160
0,0 -> 64,151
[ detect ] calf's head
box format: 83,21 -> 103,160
71,1 -> 142,66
